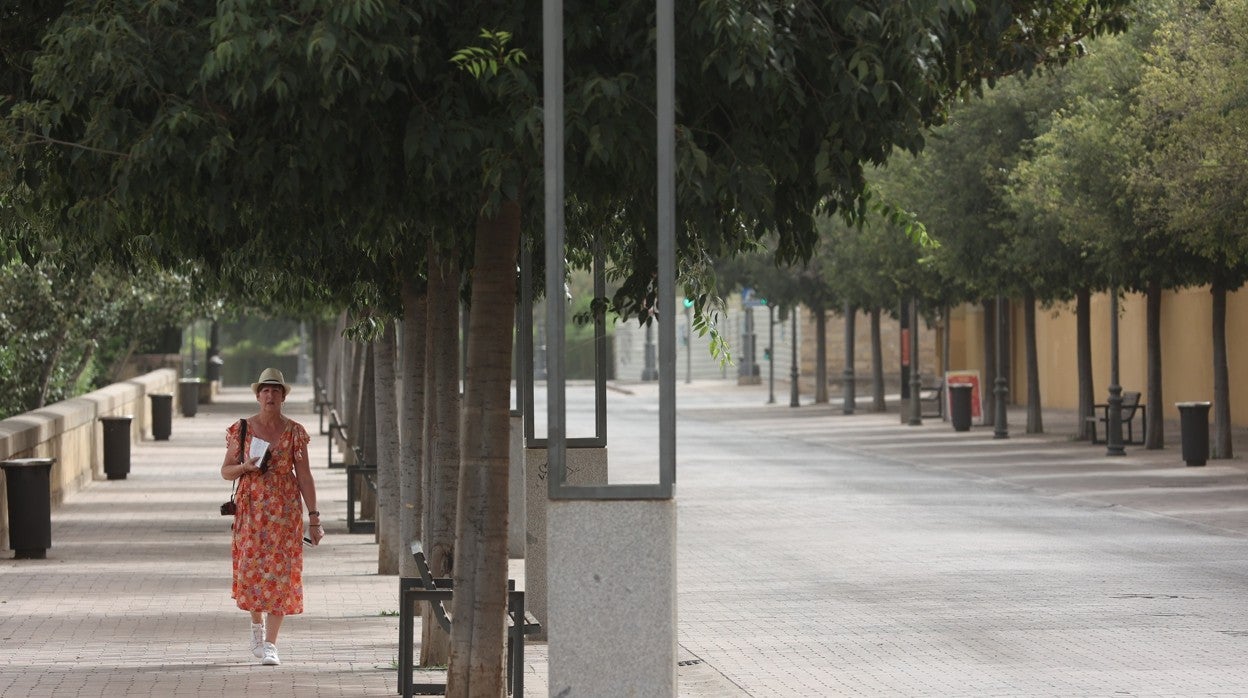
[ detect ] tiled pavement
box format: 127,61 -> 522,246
4,381 -> 1248,696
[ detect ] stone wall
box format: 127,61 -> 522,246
0,369 -> 178,552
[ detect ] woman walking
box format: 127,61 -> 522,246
221,368 -> 323,666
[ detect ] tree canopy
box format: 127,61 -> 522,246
2,0 -> 1141,690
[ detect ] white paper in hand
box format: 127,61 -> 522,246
249,437 -> 270,463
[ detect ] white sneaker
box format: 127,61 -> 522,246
250,623 -> 265,658
261,642 -> 280,666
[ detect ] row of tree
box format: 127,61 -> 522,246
1,1 -> 1134,691
733,0 -> 1247,459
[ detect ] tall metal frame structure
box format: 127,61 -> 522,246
543,0 -> 675,500
517,244 -> 607,448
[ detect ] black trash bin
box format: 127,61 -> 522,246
949,383 -> 973,432
101,415 -> 133,480
1176,401 -> 1212,467
1,458 -> 56,559
179,379 -> 201,417
149,393 -> 173,441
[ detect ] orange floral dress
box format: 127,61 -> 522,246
227,419 -> 311,615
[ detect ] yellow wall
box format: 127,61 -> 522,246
948,286 -> 1248,425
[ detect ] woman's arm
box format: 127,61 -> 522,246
221,427 -> 260,480
293,437 -> 323,544
221,455 -> 261,481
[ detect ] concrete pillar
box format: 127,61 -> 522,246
525,447 -> 607,638
549,499 -> 677,696
509,415 -> 526,559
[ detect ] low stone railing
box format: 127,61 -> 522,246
0,368 -> 179,550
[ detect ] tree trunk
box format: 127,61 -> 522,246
70,342 -> 97,389
363,344 -> 378,462
446,201 -> 520,697
870,307 -> 885,412
1024,291 -> 1043,434
1076,288 -> 1095,440
842,303 -> 856,414
982,299 -> 996,426
942,306 -> 951,380
1145,279 -> 1164,449
399,278 -> 427,579
422,242 -> 461,666
373,320 -> 401,574
1212,280 -> 1232,459
814,307 -> 828,403
36,319 -> 73,408
106,338 -> 140,382
330,312 -> 350,411
347,333 -> 366,456
359,344 -> 378,516
312,320 -> 331,389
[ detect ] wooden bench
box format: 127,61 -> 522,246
346,446 -> 377,534
398,542 -> 540,697
919,380 -> 944,419
1087,390 -> 1146,445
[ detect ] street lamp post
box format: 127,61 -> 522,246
790,307 -> 800,408
767,304 -> 776,404
843,301 -> 855,415
908,298 -> 922,426
684,301 -> 692,385
993,295 -> 1009,439
188,321 -> 198,378
1106,286 -> 1126,456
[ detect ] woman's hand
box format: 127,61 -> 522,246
222,455 -> 263,481
308,522 -> 325,545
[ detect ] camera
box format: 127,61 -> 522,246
220,500 -> 237,516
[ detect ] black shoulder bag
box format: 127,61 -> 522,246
219,419 -> 247,516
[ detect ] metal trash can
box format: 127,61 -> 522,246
949,384 -> 973,432
1,458 -> 56,559
1176,401 -> 1211,467
101,415 -> 133,480
149,393 -> 173,441
179,379 -> 200,417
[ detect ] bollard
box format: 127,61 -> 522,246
1,458 -> 56,559
149,393 -> 173,441
101,415 -> 133,480
949,384 -> 973,432
1176,401 -> 1211,467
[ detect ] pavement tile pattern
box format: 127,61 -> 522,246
5,381 -> 1248,696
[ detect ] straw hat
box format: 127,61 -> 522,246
250,367 -> 291,397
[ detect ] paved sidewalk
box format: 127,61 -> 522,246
0,387 -> 401,697
4,380 -> 1248,696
